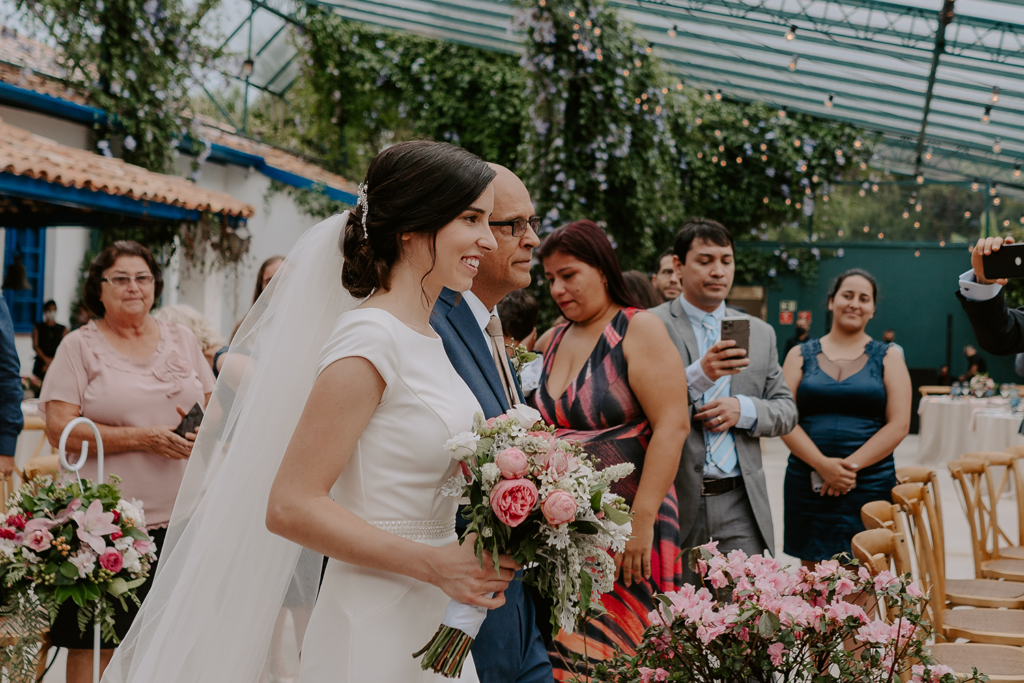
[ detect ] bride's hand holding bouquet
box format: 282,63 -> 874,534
427,532 -> 519,610
414,404 -> 634,677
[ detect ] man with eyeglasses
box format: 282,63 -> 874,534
431,164 -> 552,683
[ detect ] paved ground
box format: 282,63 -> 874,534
40,434 -> 1013,681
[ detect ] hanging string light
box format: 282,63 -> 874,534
916,174 -> 924,184
1015,163 -> 1021,178
667,24 -> 677,37
992,86 -> 1000,103
788,55 -> 799,71
715,89 -> 723,101
824,93 -> 834,108
785,25 -> 797,41
778,107 -> 787,118
982,106 -> 991,123
994,197 -> 1002,206
971,178 -> 980,192
903,210 -> 910,219
925,147 -> 933,160
993,138 -> 1002,153
990,182 -> 998,196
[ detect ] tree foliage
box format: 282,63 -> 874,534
17,0 -> 221,173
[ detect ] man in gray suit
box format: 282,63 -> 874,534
651,219 -> 797,579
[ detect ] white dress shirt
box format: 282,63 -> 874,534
959,269 -> 1003,302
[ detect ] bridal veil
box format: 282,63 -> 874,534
103,213 -> 358,682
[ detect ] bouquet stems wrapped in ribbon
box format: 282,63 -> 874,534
414,405 -> 634,678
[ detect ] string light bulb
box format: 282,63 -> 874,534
992,86 -> 1000,103
993,138 -> 1002,153
916,174 -> 924,184
668,24 -> 677,37
903,210 -> 910,219
788,55 -> 799,71
1014,163 -> 1021,178
925,147 -> 933,160
785,25 -> 797,41
990,183 -> 998,196
994,197 -> 1002,206
965,211 -> 972,218
972,178 -> 980,191
715,89 -> 723,101
982,106 -> 991,123
778,107 -> 787,118
825,93 -> 834,108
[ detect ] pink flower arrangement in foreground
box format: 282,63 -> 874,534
595,542 -> 983,683
1,474 -> 158,648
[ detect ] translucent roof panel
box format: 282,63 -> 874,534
209,0 -> 1024,184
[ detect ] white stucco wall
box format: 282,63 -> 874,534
0,104 -> 91,150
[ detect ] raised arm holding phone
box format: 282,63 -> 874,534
958,235 -> 1024,356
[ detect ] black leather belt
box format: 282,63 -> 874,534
702,476 -> 743,496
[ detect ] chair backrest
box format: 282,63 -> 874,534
0,471 -> 10,514
891,482 -> 945,632
862,500 -> 898,530
23,455 -> 60,480
896,465 -> 946,575
1006,447 -> 1024,548
949,458 -> 997,574
964,451 -> 1018,559
851,528 -> 913,622
919,386 -> 951,397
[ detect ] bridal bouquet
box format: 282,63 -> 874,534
414,404 -> 633,677
595,542 -> 982,683
0,474 -> 158,650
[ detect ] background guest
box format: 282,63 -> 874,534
531,220 -> 689,679
153,304 -> 226,375
70,302 -> 93,331
32,299 -> 67,382
497,289 -> 543,399
0,298 -> 24,478
938,365 -> 952,385
780,269 -> 910,567
623,269 -> 664,309
962,344 -> 987,379
650,248 -> 682,302
783,319 -> 810,357
650,219 -> 797,585
39,241 -> 215,682
254,255 -> 284,303
882,329 -> 905,357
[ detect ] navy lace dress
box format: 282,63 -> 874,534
783,339 -> 897,561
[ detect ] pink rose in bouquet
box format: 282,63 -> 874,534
23,527 -> 53,552
541,490 -> 577,526
537,447 -> 576,475
495,448 -> 529,479
489,478 -> 538,527
99,548 -> 124,573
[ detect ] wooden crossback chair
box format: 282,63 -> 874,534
852,527 -> 1024,682
949,458 -> 1024,581
965,452 -> 1024,561
892,483 -> 1024,646
919,386 -> 952,397
896,466 -> 946,575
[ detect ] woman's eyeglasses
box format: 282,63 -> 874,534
490,216 -> 540,238
101,274 -> 155,288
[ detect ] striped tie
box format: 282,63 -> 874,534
699,314 -> 738,475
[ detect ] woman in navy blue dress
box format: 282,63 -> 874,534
781,269 -> 911,565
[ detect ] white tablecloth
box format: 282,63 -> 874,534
918,396 -> 1021,464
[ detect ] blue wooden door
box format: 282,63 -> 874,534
3,228 -> 46,333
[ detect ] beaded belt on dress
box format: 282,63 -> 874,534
369,519 -> 455,540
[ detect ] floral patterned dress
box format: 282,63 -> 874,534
530,308 -> 684,680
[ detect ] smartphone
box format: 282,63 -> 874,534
981,242 -> 1024,279
811,471 -> 824,493
721,317 -> 750,356
173,402 -> 204,439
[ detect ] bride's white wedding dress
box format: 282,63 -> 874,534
302,307 -> 482,682
100,214 -> 485,683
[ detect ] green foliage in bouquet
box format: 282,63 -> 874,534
0,474 -> 158,649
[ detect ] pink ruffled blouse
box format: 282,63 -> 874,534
39,319 -> 216,529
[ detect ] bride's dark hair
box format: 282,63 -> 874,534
342,141 -> 496,297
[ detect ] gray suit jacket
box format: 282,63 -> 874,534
650,298 -> 798,556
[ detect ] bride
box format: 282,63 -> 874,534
102,141 -> 518,682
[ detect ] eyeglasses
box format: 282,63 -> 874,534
101,274 -> 155,288
490,216 -> 540,238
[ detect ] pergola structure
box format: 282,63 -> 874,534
210,0 -> 1024,187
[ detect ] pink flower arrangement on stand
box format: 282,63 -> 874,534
595,542 -> 981,683
0,473 -> 158,657
415,405 -> 635,678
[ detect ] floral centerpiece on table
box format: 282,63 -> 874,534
595,542 -> 983,683
20,376 -> 41,399
969,373 -> 995,398
0,474 -> 158,652
415,404 -> 633,677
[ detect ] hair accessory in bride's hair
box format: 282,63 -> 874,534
356,182 -> 369,240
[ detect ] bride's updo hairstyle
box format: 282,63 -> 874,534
342,140 -> 496,297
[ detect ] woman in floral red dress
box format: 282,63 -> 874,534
530,220 -> 690,679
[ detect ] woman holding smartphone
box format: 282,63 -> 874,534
780,269 -> 911,566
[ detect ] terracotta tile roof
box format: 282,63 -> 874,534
0,117 -> 254,218
196,118 -> 357,197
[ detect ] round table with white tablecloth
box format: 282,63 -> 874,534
917,396 -> 1017,464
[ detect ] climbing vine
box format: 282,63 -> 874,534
16,0 -> 221,173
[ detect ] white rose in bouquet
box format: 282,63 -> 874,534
505,404 -> 541,428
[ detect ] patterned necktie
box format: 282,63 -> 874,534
699,313 -> 738,475
486,314 -> 519,407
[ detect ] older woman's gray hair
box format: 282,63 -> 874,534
152,305 -> 224,353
